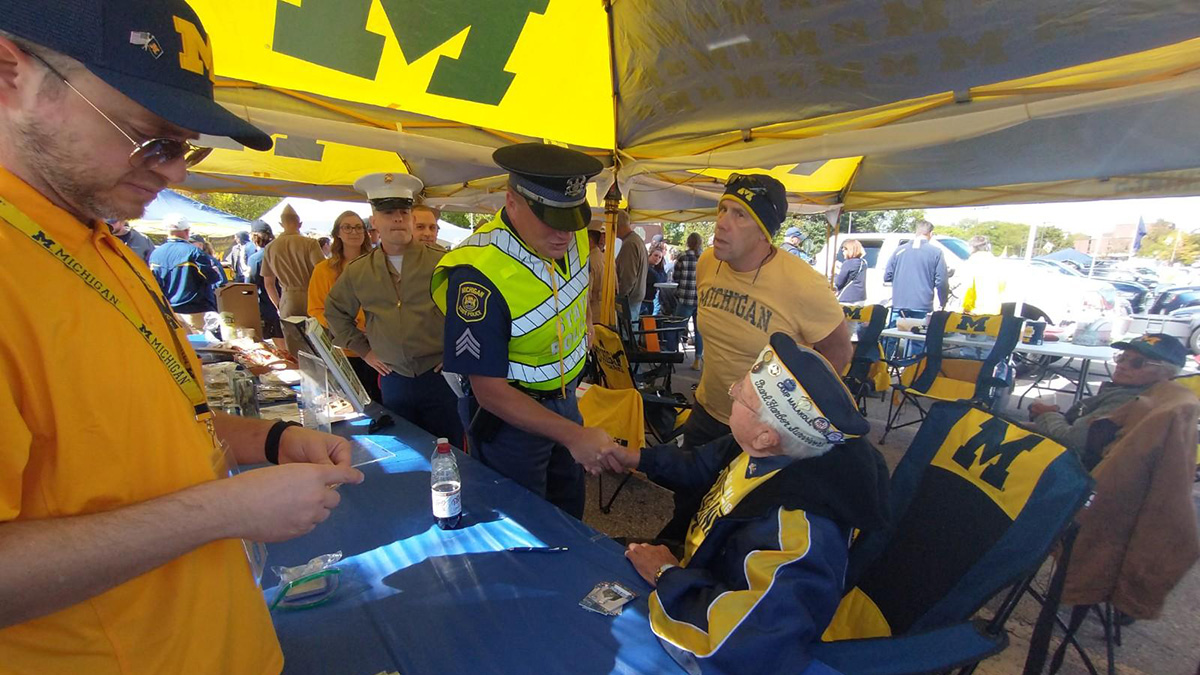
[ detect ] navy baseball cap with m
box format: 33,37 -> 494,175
1111,333 -> 1188,368
0,0 -> 272,151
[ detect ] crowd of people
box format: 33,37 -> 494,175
1,3 -> 1190,675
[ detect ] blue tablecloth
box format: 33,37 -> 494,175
264,416 -> 685,675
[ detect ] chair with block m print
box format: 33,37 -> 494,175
807,401 -> 1092,675
881,311 -> 1023,444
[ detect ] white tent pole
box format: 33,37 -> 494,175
1013,222 -> 1038,318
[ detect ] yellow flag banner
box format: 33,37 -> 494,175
189,0 -> 614,149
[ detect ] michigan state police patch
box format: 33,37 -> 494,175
456,283 -> 490,323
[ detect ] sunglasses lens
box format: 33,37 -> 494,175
130,140 -> 212,169
185,145 -> 213,168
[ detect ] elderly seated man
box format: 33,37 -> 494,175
1029,333 -> 1187,456
601,333 -> 890,674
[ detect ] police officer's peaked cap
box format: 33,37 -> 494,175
354,173 -> 425,212
494,143 -> 603,233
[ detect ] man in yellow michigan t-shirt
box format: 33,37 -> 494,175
0,4 -> 363,673
659,173 -> 852,542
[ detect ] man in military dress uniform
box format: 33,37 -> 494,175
326,172 -> 462,443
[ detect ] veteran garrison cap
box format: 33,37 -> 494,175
494,143 -> 603,232
354,173 -> 425,212
0,0 -> 272,151
747,333 -> 869,457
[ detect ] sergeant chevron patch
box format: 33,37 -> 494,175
455,328 -> 481,359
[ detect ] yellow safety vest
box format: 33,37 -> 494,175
432,211 -> 590,392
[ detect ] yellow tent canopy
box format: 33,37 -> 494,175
182,0 -> 1200,218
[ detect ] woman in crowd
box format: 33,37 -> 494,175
307,211 -> 380,401
642,243 -> 668,316
835,239 -> 868,303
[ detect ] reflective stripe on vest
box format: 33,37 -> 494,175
432,212 -> 590,390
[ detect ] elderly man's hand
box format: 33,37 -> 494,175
1028,402 -> 1060,420
600,444 -> 639,474
278,425 -> 355,468
625,543 -> 680,586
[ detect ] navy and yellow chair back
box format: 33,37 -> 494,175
809,401 -> 1092,674
882,311 -> 1023,443
842,304 -> 890,413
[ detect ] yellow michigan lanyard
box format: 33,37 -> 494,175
0,197 -> 212,422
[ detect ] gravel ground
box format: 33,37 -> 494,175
580,351 -> 1200,674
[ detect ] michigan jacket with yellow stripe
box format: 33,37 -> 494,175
638,436 -> 889,674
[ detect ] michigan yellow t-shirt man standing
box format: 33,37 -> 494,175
660,174 -> 852,543
0,3 -> 363,673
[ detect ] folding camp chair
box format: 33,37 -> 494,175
583,323 -> 691,513
881,311 -> 1023,444
810,400 -> 1092,675
615,299 -> 686,392
842,304 -> 890,415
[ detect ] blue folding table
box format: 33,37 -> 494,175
263,416 -> 685,675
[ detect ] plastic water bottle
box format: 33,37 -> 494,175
430,437 -> 462,530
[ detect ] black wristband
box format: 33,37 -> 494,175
265,420 -> 301,465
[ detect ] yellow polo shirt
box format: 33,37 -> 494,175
695,248 -> 843,425
0,168 -> 282,674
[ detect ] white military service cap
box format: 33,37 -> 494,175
354,172 -> 425,211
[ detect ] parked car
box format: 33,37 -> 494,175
814,234 -> 1123,329
1146,285 -> 1200,315
1032,259 -> 1150,312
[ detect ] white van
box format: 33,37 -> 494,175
812,233 -> 970,308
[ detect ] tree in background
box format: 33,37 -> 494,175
931,219 -> 1070,256
1135,221 -> 1200,265
182,191 -> 282,222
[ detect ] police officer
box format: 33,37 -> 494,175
432,143 -> 618,518
326,173 -> 462,443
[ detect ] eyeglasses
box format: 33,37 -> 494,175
339,225 -> 365,233
1115,351 -> 1165,370
728,378 -> 758,410
26,51 -> 212,169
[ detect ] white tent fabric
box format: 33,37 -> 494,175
259,198 -> 372,236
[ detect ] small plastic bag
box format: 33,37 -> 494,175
270,552 -> 344,611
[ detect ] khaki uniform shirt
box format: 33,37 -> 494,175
325,244 -> 446,377
261,232 -> 324,318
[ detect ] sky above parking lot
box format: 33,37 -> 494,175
924,196 -> 1200,234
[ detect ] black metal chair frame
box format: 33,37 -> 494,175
614,298 -> 686,393
843,304 -> 890,417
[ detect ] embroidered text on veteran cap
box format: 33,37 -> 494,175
354,173 -> 425,212
494,143 -> 604,233
720,173 -> 789,238
0,0 -> 272,151
747,333 -> 869,456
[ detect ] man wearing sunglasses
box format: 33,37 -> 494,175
1030,333 -> 1188,455
0,2 -> 365,673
